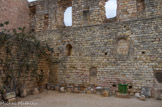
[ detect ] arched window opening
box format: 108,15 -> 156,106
66,44 -> 72,56
105,0 -> 117,19
64,7 -> 72,26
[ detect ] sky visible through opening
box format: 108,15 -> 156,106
28,0 -> 117,26
64,7 -> 72,26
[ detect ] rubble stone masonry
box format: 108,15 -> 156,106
30,0 -> 162,92
36,15 -> 162,91
0,0 -> 162,93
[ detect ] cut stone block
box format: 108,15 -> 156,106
50,85 -> 55,90
103,90 -> 109,97
96,87 -> 104,95
67,86 -> 73,93
73,87 -> 79,93
46,84 -> 51,90
55,86 -> 60,91
141,87 -> 152,97
31,88 -> 39,95
60,87 -> 65,93
20,89 -> 27,97
7,98 -> 16,102
154,88 -> 162,100
3,92 -> 16,100
135,93 -> 140,98
140,95 -> 146,101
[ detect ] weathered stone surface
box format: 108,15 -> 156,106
0,0 -> 162,95
60,87 -> 65,93
96,87 -> 104,95
20,89 -> 27,97
154,88 -> 162,100
116,92 -> 130,98
140,95 -> 146,101
31,88 -> 39,95
3,92 -> 16,100
67,86 -> 73,93
73,87 -> 79,93
7,98 -> 16,103
55,85 -> 60,91
141,87 -> 152,97
103,90 -> 109,97
135,93 -> 140,98
30,0 -> 162,31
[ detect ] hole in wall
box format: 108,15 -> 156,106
31,29 -> 35,32
64,7 -> 72,26
129,85 -> 133,89
105,0 -> 117,19
66,44 -> 72,56
112,84 -> 117,87
142,51 -> 145,55
105,52 -> 108,55
57,53 -> 60,56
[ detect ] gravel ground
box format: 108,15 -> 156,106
10,90 -> 162,107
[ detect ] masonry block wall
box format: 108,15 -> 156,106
30,0 -> 162,31
35,15 -> 162,91
0,0 -> 162,93
0,0 -> 30,32
30,0 -> 162,92
0,35 -> 50,93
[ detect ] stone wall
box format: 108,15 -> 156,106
36,15 -> 162,92
0,34 -> 50,94
0,0 -> 30,32
30,0 -> 162,31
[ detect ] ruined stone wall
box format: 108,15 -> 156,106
36,15 -> 162,92
30,0 -> 162,31
0,0 -> 30,32
0,35 -> 50,94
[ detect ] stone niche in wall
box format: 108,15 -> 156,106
89,67 -> 97,85
136,0 -> 145,17
117,38 -> 129,55
154,71 -> 162,83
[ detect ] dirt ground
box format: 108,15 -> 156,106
12,90 -> 162,107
